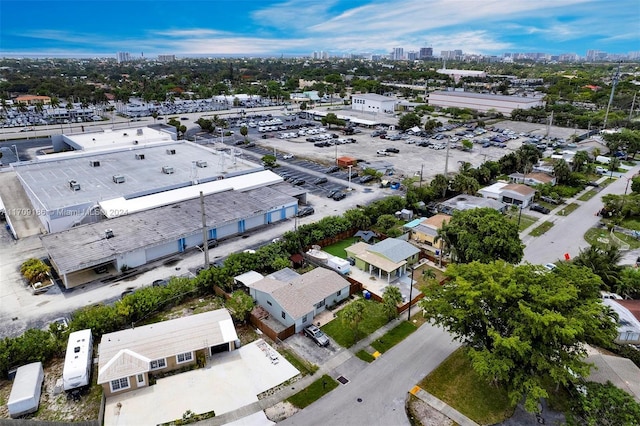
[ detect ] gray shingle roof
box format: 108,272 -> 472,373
368,238 -> 420,264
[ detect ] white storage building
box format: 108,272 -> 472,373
428,91 -> 544,116
351,93 -> 398,114
7,362 -> 44,418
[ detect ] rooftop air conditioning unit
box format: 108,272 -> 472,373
133,140 -> 138,145
136,129 -> 143,136
195,160 -> 207,168
112,175 -> 125,184
166,149 -> 176,155
162,166 -> 174,174
105,229 -> 114,239
68,179 -> 81,191
89,160 -> 101,167
135,154 -> 145,160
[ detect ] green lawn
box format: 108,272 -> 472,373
556,203 -> 579,216
355,349 -> 375,363
584,227 -> 640,250
505,212 -> 537,231
323,237 -> 358,258
620,217 -> 640,231
287,375 -> 339,408
371,321 -> 417,353
530,221 -> 554,237
419,348 -> 514,424
578,190 -> 597,201
321,299 -> 388,348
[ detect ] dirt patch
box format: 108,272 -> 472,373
406,394 -> 454,426
264,401 -> 299,422
0,357 -> 102,421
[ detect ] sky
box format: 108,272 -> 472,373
0,0 -> 638,58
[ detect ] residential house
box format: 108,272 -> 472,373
409,214 -> 452,252
437,194 -> 507,215
603,299 -> 640,345
248,268 -> 350,333
97,309 -> 238,396
345,238 -> 420,283
478,182 -> 536,208
508,172 -> 556,186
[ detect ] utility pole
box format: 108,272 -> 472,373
200,191 -> 210,269
630,91 -> 637,122
603,62 -> 621,130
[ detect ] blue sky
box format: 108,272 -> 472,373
1,0 -> 638,58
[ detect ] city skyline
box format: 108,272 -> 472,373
0,0 -> 638,58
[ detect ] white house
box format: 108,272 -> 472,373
351,93 -> 397,114
249,268 -> 350,333
478,182 -> 536,208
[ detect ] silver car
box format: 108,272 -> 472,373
304,325 -> 330,347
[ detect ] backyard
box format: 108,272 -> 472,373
323,237 -> 359,259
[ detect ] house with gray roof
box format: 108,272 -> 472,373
97,309 -> 238,397
345,238 -> 420,283
248,268 -> 350,333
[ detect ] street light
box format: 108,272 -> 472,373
407,266 -> 415,320
348,164 -> 353,191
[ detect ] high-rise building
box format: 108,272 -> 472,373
419,47 -> 433,59
116,52 -> 131,63
312,51 -> 329,60
391,48 -> 404,61
407,51 -> 418,61
157,55 -> 176,63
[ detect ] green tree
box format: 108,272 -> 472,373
567,381 -> 640,426
20,258 -> 50,284
344,208 -> 372,230
572,245 -> 622,290
397,112 -> 421,131
461,139 -> 473,151
240,125 -> 249,141
451,173 -> 479,195
438,208 -> 524,264
261,154 -> 277,168
617,267 -> 640,299
226,290 -> 254,323
421,261 -> 618,412
321,112 -> 345,129
630,176 -> 640,193
553,159 -> 571,184
376,214 -> 398,232
608,157 -> 621,178
430,174 -> 450,198
571,150 -> 590,172
382,285 -> 403,320
341,299 -> 366,343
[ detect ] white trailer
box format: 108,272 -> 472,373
8,362 -> 44,418
327,257 -> 351,275
63,329 -> 93,391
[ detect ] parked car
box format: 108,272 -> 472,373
297,206 -> 315,217
385,147 -> 400,153
332,192 -> 346,201
313,177 -> 328,185
530,204 -> 551,214
376,149 -> 389,156
152,279 -> 169,287
327,189 -> 340,198
325,166 -> 340,173
304,325 -> 330,347
358,175 -> 374,183
292,179 -> 305,186
283,154 -> 294,159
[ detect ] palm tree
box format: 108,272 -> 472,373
382,286 -> 403,320
341,299 -> 366,343
553,159 -> 571,184
573,245 -> 622,290
430,174 -> 450,198
572,150 -> 590,172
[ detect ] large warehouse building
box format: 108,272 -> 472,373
428,91 -> 544,116
351,93 -> 398,114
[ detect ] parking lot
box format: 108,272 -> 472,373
216,111 -> 588,182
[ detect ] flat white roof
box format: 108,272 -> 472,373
63,127 -> 174,152
99,169 -> 283,218
479,181 -> 509,196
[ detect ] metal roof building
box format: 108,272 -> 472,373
428,90 -> 544,115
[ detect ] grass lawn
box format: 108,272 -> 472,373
280,348 -> 319,376
413,264 -> 446,287
529,221 -> 554,237
287,374 -> 338,409
355,349 -> 375,363
371,321 -> 417,353
505,212 -> 537,231
321,298 -> 388,348
584,227 -> 640,250
621,217 -> 640,231
419,348 -> 514,424
556,203 -> 579,216
323,237 -> 358,258
578,190 -> 597,201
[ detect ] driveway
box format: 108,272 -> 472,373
103,340 -> 298,426
286,332 -> 342,366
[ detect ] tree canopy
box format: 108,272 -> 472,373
397,112 -> 421,131
421,261 -> 618,412
438,208 -> 524,264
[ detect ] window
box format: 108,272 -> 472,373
316,300 -> 325,309
176,352 -> 193,364
337,290 -> 342,296
267,300 -> 272,306
302,314 -> 308,323
281,311 -> 286,319
110,377 -> 130,392
150,358 -> 166,370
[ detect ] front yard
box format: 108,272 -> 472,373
321,298 -> 389,348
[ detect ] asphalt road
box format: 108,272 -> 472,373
523,163 -> 640,264
280,323 -> 459,426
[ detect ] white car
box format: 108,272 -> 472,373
283,154 -> 294,159
543,263 -> 557,271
